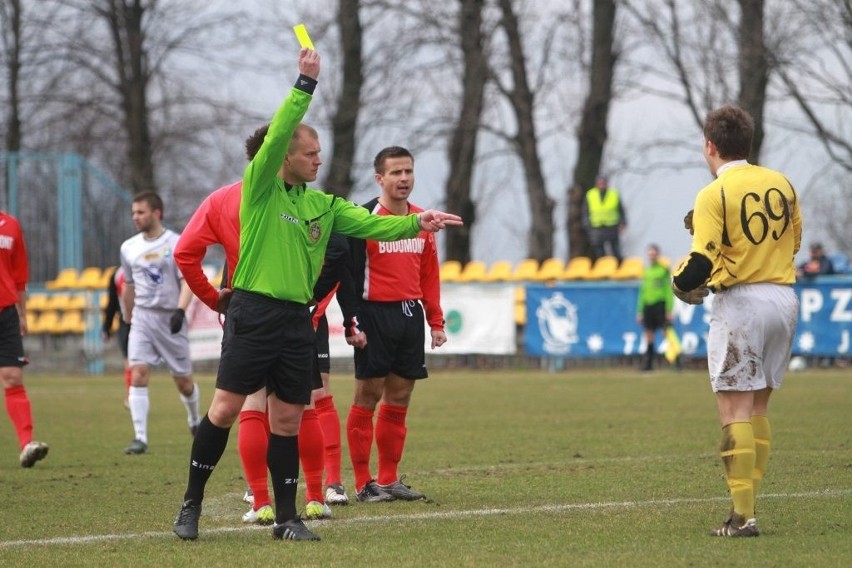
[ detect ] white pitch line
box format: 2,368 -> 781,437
1,488 -> 849,548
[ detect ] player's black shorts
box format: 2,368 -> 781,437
0,306 -> 27,367
116,320 -> 130,358
354,300 -> 428,380
315,314 -> 330,375
217,290 -> 315,404
642,301 -> 667,331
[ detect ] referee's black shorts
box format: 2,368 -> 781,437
354,300 -> 428,381
217,290 -> 315,404
642,301 -> 667,331
0,306 -> 27,367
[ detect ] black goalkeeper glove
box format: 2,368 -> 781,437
169,308 -> 186,334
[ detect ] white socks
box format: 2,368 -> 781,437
128,386 -> 149,444
181,383 -> 201,428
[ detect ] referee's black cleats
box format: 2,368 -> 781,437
272,517 -> 320,541
173,500 -> 201,540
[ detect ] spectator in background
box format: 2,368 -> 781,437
636,244 -> 673,372
582,174 -> 626,262
102,266 -> 132,409
0,210 -> 49,468
796,243 -> 835,280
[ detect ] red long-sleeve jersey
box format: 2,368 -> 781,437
174,181 -> 242,311
0,211 -> 28,309
351,198 -> 444,332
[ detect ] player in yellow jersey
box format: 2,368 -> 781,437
672,105 -> 802,538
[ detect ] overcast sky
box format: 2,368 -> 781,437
220,1 -> 846,269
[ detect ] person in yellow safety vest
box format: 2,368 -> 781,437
582,174 -> 627,262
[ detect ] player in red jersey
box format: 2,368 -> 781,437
0,210 -> 48,467
346,146 -> 447,502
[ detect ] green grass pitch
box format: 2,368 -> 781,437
1,367 -> 850,567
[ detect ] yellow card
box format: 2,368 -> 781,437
293,24 -> 315,50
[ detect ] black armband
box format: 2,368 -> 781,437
295,74 -> 317,95
672,253 -> 713,292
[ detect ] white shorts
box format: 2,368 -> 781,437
707,283 -> 798,392
128,308 -> 192,377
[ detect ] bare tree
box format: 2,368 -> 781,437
444,0 -> 487,263
0,0 -> 21,153
492,0 -> 553,260
322,0 -> 363,198
737,0 -> 769,162
770,0 -> 852,173
567,0 -> 617,259
47,0 -> 253,202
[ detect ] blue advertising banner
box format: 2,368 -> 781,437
524,277 -> 851,358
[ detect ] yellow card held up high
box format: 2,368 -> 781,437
293,24 -> 315,50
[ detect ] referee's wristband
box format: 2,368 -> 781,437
294,74 -> 317,95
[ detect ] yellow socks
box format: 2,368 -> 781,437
750,415 -> 772,496
720,421 -> 756,520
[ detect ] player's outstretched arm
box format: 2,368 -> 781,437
417,210 -> 464,233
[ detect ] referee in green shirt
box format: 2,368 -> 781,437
173,47 -> 462,542
636,244 -> 674,371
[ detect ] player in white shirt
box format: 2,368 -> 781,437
120,192 -> 200,455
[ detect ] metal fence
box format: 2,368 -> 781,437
1,152 -> 134,284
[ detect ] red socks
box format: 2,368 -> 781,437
238,410 -> 271,509
314,395 -> 342,486
4,385 -> 33,450
298,408 -> 325,503
376,403 -> 408,486
346,404 -> 375,491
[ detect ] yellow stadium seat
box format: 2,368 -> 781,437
45,293 -> 72,311
586,256 -> 619,280
75,267 -> 104,289
26,311 -> 37,332
612,256 -> 645,280
440,260 -> 463,282
512,259 -> 539,281
484,260 -> 513,282
45,268 -> 80,290
458,260 -> 488,282
57,310 -> 86,334
32,311 -> 61,334
535,258 -> 566,281
27,293 -> 49,311
98,266 -> 117,289
562,257 -> 592,281
69,293 -> 87,310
